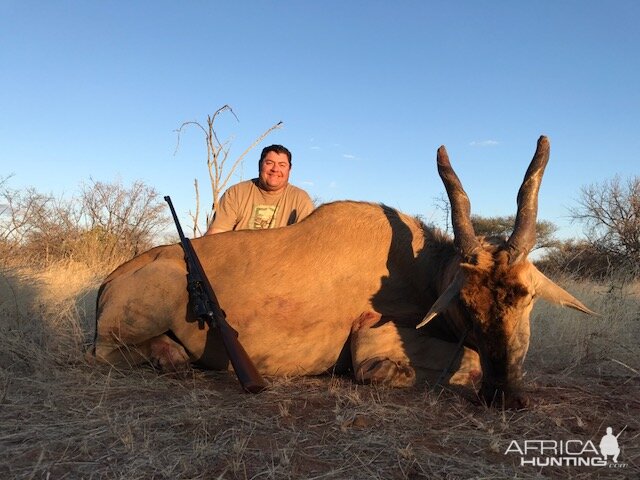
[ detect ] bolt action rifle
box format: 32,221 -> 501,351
164,196 -> 267,393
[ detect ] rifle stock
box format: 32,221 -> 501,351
164,196 -> 267,393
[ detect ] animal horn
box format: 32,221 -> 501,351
507,136 -> 551,262
416,271 -> 464,329
532,267 -> 598,316
437,145 -> 480,261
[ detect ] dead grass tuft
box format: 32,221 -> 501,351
1,265 -> 638,479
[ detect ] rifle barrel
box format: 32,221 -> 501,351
164,196 -> 267,394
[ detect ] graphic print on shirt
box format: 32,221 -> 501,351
250,205 -> 278,229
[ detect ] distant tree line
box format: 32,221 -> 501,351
1,171 -> 637,279
432,174 -> 639,280
541,175 -> 639,279
0,176 -> 169,269
470,175 -> 638,279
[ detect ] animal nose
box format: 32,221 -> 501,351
481,386 -> 530,410
507,394 -> 530,410
84,350 -> 96,365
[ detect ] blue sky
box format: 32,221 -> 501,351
1,1 -> 639,238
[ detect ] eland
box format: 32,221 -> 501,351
88,136 -> 594,408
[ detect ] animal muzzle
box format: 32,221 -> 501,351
479,381 -> 530,410
477,342 -> 530,409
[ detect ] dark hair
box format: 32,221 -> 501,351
259,144 -> 292,166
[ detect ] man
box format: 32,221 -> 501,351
205,144 -> 314,234
599,427 -> 621,463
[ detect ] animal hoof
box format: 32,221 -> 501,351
480,386 -> 531,410
506,394 -> 530,410
84,350 -> 96,365
356,357 -> 416,387
150,338 -> 191,372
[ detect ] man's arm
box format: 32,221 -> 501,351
205,188 -> 239,235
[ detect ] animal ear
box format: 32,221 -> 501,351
416,271 -> 463,329
531,267 -> 598,315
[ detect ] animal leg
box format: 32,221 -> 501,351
89,256 -> 191,369
448,346 -> 481,387
351,313 -> 416,387
90,333 -> 191,371
171,321 -> 230,370
89,337 -> 150,367
349,311 -> 481,388
400,330 -> 482,388
148,334 -> 191,371
355,356 -> 417,387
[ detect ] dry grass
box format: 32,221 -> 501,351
1,263 -> 638,479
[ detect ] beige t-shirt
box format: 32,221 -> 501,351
210,179 -> 314,232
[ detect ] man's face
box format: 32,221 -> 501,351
258,151 -> 291,192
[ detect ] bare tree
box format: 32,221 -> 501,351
24,194 -> 82,263
80,179 -> 169,259
470,215 -> 558,251
0,183 -> 55,253
570,175 -> 640,272
0,182 -> 85,265
175,105 -> 283,236
431,194 -> 557,250
432,193 -> 452,234
0,177 -> 169,267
